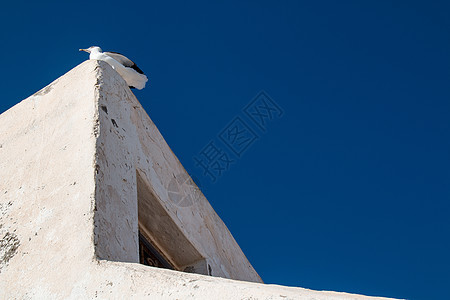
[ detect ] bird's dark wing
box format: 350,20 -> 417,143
105,51 -> 145,75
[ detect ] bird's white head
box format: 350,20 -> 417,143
79,46 -> 102,54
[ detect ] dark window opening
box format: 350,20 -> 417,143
138,231 -> 174,270
136,170 -> 208,275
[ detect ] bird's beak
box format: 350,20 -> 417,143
79,48 -> 89,53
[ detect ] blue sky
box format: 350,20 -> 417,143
1,1 -> 449,299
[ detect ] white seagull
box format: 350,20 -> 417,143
80,46 -> 148,90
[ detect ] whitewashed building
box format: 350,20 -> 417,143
0,60 -> 397,299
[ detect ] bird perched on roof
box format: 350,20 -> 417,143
80,46 -> 148,90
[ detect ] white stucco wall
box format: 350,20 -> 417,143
0,60 -> 400,299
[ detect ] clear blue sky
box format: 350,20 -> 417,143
1,1 -> 449,299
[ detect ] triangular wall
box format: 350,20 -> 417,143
0,60 -> 397,299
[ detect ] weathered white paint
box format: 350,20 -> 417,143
0,60 -> 400,299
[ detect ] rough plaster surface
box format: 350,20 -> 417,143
0,60 -> 399,299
